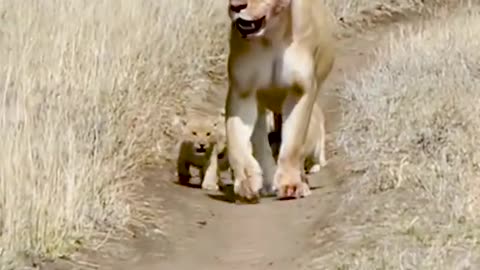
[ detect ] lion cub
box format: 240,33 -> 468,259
176,115 -> 229,191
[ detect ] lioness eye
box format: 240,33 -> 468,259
206,132 -> 211,136
192,131 -> 197,136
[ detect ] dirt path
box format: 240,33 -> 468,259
124,164 -> 344,270
43,10 -> 440,270
90,27 -> 390,270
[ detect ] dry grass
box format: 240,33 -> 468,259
0,0 -> 227,268
324,0 -> 419,18
0,0 -> 473,268
325,0 -> 468,38
308,6 -> 480,270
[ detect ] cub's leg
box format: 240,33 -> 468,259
251,107 -> 277,197
225,90 -> 263,203
201,147 -> 220,191
176,142 -> 192,185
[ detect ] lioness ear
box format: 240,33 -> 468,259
219,108 -> 226,117
273,0 -> 290,13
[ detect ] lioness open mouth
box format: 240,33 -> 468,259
235,17 -> 265,37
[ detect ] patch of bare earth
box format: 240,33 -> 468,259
6,0 -> 477,270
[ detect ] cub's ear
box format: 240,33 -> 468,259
173,115 -> 188,129
175,115 -> 185,125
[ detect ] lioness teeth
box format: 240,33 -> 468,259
240,22 -> 255,30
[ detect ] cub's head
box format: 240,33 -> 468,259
228,0 -> 290,39
182,119 -> 220,155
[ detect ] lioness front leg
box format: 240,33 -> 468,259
273,36 -> 334,199
252,107 -> 277,197
225,90 -> 263,203
274,93 -> 313,199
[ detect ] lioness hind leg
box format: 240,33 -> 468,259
267,112 -> 282,162
225,91 -> 263,203
307,108 -> 328,174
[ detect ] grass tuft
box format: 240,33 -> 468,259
0,0 -> 227,268
309,7 -> 480,269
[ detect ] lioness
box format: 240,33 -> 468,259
225,0 -> 335,202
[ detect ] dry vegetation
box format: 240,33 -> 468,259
0,0 -> 475,269
0,0 -> 227,268
309,6 -> 480,269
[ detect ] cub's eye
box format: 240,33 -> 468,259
192,131 -> 197,136
206,132 -> 211,136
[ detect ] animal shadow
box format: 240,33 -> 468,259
206,184 -> 237,203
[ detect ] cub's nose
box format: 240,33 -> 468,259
230,3 -> 247,13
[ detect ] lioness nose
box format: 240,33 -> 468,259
230,3 -> 247,13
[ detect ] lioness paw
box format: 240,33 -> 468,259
274,167 -> 311,199
234,177 -> 262,203
320,156 -> 328,168
277,181 -> 311,199
201,181 -> 219,191
308,164 -> 321,174
233,163 -> 263,203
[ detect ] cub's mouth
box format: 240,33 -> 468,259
195,147 -> 207,154
235,16 -> 266,37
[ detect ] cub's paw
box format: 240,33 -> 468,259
178,173 -> 191,185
